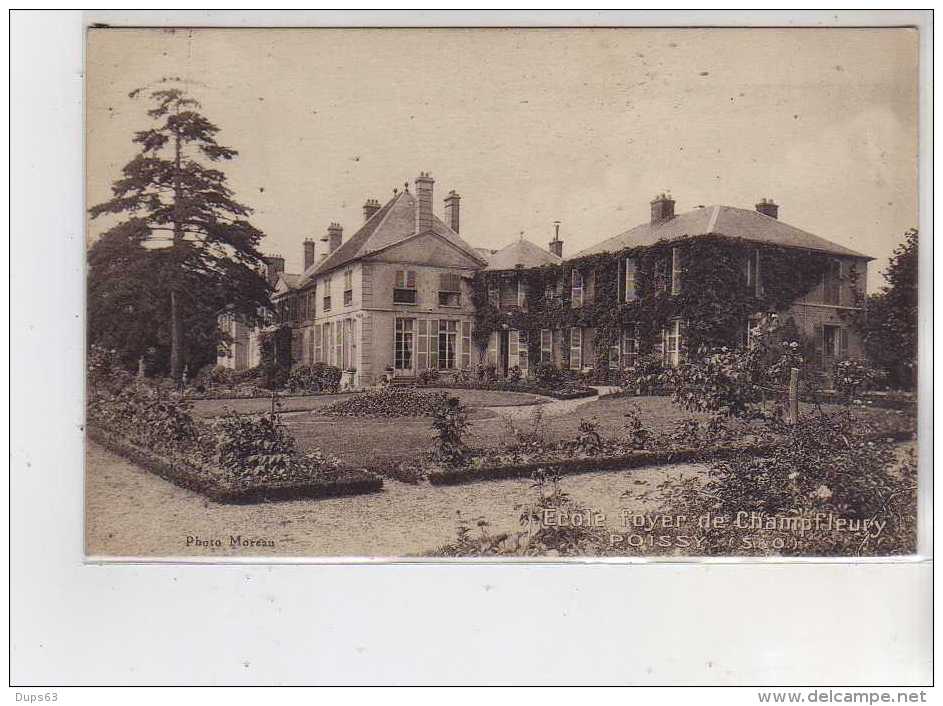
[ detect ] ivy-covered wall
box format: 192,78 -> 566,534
471,235 -> 833,372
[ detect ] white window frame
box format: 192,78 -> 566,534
540,328 -> 552,364
569,327 -> 582,370
624,258 -> 637,302
571,270 -> 584,307
663,319 -> 682,368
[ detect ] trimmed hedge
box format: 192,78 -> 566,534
88,425 -> 383,504
427,429 -> 915,486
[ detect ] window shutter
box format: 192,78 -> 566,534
671,248 -> 682,295
395,270 -> 405,289
406,270 -> 417,289
509,330 -> 520,369
487,332 -> 498,366
617,258 -> 625,303
839,328 -> 849,359
429,319 -> 439,369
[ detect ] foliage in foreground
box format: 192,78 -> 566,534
433,408 -> 917,558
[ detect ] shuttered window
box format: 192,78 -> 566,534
571,270 -> 584,307
518,330 -> 529,376
540,329 -> 552,364
622,325 -> 640,369
438,272 -> 462,307
569,328 -> 582,370
394,270 -> 418,304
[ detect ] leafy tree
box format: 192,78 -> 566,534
88,81 -> 271,380
853,228 -> 918,388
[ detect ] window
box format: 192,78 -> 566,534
624,259 -> 637,302
342,319 -> 352,369
461,321 -> 472,369
517,278 -> 527,308
394,270 -> 417,304
438,272 -> 462,307
671,247 -> 682,295
746,315 -> 763,350
824,259 -> 842,305
540,329 -> 553,364
343,269 -> 353,306
571,270 -> 584,307
744,249 -> 762,296
322,276 -> 332,312
569,327 -> 582,370
335,320 -> 343,367
622,325 -> 640,369
663,320 -> 682,368
322,323 -> 331,365
544,283 -> 557,303
488,282 -> 500,306
438,320 -> 458,369
518,330 -> 529,376
314,324 -> 322,363
395,318 -> 414,370
822,325 -> 849,367
608,342 -> 621,370
655,258 -> 669,295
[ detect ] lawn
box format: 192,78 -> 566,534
285,394 -> 916,475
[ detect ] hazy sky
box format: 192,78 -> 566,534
86,27 -> 919,291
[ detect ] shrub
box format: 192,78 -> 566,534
507,365 -> 522,383
477,362 -> 497,383
430,396 -> 470,465
285,363 -> 341,393
621,404 -> 650,450
320,386 -> 450,417
259,361 -> 290,390
533,361 -> 562,388
833,358 -> 885,400
212,411 -> 296,480
570,418 -> 603,456
620,353 -> 665,395
418,368 -> 440,386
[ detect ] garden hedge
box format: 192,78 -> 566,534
88,425 -> 383,503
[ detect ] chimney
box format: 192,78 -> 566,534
756,197 -> 779,220
414,172 -> 434,233
326,222 -> 343,252
303,239 -> 316,271
444,190 -> 461,233
263,255 -> 285,286
549,221 -> 563,258
650,193 -> 675,224
363,198 -> 381,222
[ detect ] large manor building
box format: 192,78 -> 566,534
218,173 -> 871,387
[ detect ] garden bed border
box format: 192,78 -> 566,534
427,430 -> 915,486
87,425 -> 383,504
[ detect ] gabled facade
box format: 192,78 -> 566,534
228,182 -> 873,387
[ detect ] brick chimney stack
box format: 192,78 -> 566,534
756,197 -> 779,220
549,221 -> 563,257
415,172 -> 435,233
444,190 -> 461,233
650,193 -> 675,224
303,239 -> 316,271
326,222 -> 343,253
363,198 -> 381,222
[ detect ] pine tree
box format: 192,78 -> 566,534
89,82 -> 271,380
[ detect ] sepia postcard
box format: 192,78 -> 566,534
84,26 -> 921,561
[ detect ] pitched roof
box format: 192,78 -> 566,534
572,205 -> 872,260
272,272 -> 303,297
306,190 -> 487,276
484,237 -> 563,270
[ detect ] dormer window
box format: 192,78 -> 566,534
394,270 -> 417,304
438,272 -> 462,307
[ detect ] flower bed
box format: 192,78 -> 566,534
425,430 -> 915,486
87,377 -> 382,503
88,425 -> 382,503
428,380 -> 596,400
319,386 -> 451,417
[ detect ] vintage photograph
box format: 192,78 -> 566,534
84,26 -> 920,560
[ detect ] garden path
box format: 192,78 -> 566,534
84,441 -> 701,559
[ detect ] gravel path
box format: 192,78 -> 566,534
85,441 -> 703,559
483,385 -> 621,420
